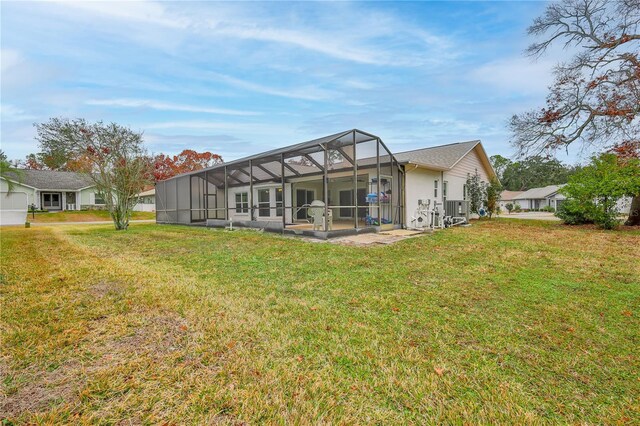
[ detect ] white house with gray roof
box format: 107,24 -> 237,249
0,169 -> 105,211
512,185 -> 567,211
394,140 -> 496,224
155,130 -> 496,238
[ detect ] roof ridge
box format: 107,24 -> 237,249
394,140 -> 480,155
19,168 -> 84,174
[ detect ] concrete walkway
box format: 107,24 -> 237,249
499,212 -> 560,221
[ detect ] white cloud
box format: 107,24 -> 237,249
470,56 -> 555,95
208,73 -> 337,101
46,1 -> 453,67
0,104 -> 36,122
0,49 -> 23,72
53,0 -> 189,29
85,98 -> 260,116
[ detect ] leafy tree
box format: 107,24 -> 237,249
489,155 -> 511,182
492,155 -> 579,191
154,149 -> 223,181
484,178 -> 503,218
34,118 -> 152,230
610,141 -> 640,224
558,153 -> 640,229
465,170 -> 486,215
505,203 -> 514,214
510,0 -> 639,224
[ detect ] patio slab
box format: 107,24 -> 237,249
330,228 -> 430,246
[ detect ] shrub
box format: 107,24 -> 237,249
505,203 -> 514,214
542,205 -> 555,212
514,203 -> 522,212
559,154 -> 640,229
555,199 -> 594,225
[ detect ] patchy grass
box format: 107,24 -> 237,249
27,210 -> 155,223
1,220 -> 639,423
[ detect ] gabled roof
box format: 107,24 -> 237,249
501,190 -> 524,201
394,140 -> 481,170
138,188 -> 155,197
2,169 -> 95,191
513,185 -> 565,200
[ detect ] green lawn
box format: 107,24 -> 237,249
28,209 -> 155,223
1,220 -> 638,423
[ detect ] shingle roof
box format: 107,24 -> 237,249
3,169 -> 95,190
394,140 -> 480,170
513,185 -> 564,200
138,188 -> 155,197
501,190 -> 524,200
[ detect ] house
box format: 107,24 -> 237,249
394,140 -> 495,223
498,190 -> 524,210
512,185 -> 566,210
155,130 -> 496,238
133,188 -> 155,212
0,169 -> 105,211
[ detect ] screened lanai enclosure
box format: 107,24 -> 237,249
156,129 -> 404,238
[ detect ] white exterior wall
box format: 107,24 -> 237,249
133,195 -> 155,212
0,179 -> 36,206
80,188 -> 93,206
443,146 -> 491,201
403,145 -> 496,224
404,167 -> 443,226
0,179 -> 34,225
513,199 -> 531,210
79,187 -> 108,209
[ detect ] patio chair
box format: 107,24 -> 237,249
308,200 -> 332,231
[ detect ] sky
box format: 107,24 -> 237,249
1,0 -> 577,164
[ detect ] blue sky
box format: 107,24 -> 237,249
1,1 -> 573,163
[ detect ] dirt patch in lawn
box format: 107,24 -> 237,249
103,312 -> 192,359
1,311 -> 194,419
88,280 -> 124,298
1,359 -> 82,417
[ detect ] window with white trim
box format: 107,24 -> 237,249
443,181 -> 448,201
434,180 -> 439,198
94,192 -> 105,205
235,192 -> 248,213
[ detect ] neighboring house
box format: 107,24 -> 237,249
498,191 -> 524,210
512,185 -> 567,210
155,129 -> 496,238
0,169 -> 105,211
133,188 -> 155,212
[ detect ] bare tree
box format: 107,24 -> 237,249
35,118 -> 152,230
510,0 -> 639,224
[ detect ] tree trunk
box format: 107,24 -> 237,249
625,195 -> 640,226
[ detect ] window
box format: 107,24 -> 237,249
434,180 -> 438,198
235,192 -> 248,213
43,193 -> 60,208
94,192 -> 105,205
258,189 -> 270,217
276,188 -> 283,217
443,181 -> 448,201
463,184 -> 468,200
